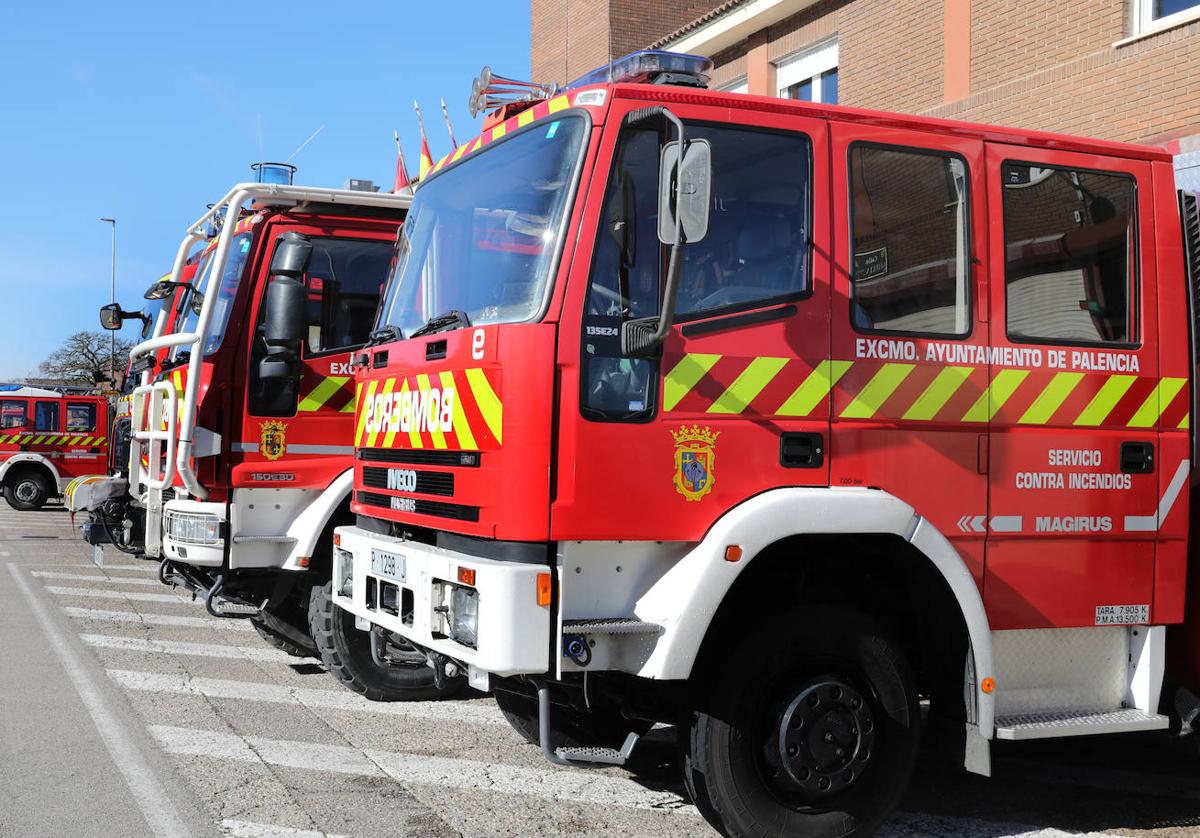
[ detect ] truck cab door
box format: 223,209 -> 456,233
982,145 -> 1174,629
553,101 -> 831,541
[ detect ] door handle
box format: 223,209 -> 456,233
1120,441 -> 1154,474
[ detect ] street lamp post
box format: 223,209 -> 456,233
100,217 -> 116,386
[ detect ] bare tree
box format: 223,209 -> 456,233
37,331 -> 135,386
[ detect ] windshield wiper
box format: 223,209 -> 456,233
409,309 -> 471,338
365,325 -> 402,347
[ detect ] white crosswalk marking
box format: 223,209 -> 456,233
82,634 -> 295,663
43,586 -> 189,604
222,821 -> 350,838
149,725 -> 697,813
63,607 -> 254,632
33,570 -> 164,586
107,669 -> 505,724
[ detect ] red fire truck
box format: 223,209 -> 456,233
329,50 -> 1200,834
76,177 -> 450,696
0,385 -> 110,510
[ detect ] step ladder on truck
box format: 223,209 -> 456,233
328,49 -> 1200,836
72,172 -> 457,698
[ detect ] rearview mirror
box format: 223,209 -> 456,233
258,277 -> 306,380
99,303 -> 122,330
658,139 -> 712,245
270,232 -> 313,278
144,279 -> 176,300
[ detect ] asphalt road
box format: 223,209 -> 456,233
3,504 -> 1200,838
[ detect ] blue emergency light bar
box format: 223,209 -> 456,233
251,162 -> 297,185
565,50 -> 714,90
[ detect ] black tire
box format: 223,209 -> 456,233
493,688 -> 654,750
251,618 -> 316,658
3,470 -> 50,511
308,581 -> 463,701
682,606 -> 919,838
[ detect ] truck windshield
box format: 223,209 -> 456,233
171,231 -> 253,360
377,115 -> 587,336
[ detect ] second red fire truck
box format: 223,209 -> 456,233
329,50 -> 1200,835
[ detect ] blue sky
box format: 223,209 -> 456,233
0,1 -> 530,379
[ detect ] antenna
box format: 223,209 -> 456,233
285,124 -> 326,163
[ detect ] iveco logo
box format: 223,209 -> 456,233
386,468 -> 418,493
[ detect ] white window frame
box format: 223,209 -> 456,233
775,38 -> 838,102
1132,0 -> 1200,36
717,76 -> 749,94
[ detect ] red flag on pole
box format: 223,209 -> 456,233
414,101 -> 434,179
392,130 -> 411,194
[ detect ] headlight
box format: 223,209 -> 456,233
165,511 -> 221,545
450,584 -> 479,649
336,548 -> 353,598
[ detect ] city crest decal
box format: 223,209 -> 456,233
671,425 -> 719,502
260,420 -> 288,461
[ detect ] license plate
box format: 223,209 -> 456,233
370,549 -> 406,583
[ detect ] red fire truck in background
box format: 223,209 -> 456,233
329,50 -> 1200,835
0,385 -> 110,510
73,174 -> 452,696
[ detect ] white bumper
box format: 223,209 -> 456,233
331,525 -> 551,677
161,498 -> 226,567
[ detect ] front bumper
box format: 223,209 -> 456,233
331,525 -> 551,677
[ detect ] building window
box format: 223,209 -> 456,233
776,39 -> 838,104
1002,164 -> 1136,346
1134,0 -> 1200,33
717,76 -> 748,94
849,145 -> 971,337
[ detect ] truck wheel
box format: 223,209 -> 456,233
3,470 -> 50,511
308,581 -> 462,701
493,688 -> 654,750
251,619 -> 316,658
682,606 -> 919,838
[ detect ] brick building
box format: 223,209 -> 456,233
529,0 -> 1200,187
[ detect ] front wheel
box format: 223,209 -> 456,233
682,606 -> 919,838
3,471 -> 50,511
308,582 -> 463,701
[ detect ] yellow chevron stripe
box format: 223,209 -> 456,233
441,371 -> 477,450
517,109 -> 535,127
663,353 -> 721,412
1018,372 -> 1084,425
961,369 -> 1030,423
777,360 -> 853,417
354,380 -> 378,448
298,376 -> 350,412
465,368 -> 502,444
491,125 -> 507,140
707,357 -> 789,414
32,435 -> 46,444
367,378 -> 396,449
1073,374 -> 1137,426
902,366 -> 974,421
1128,377 -> 1187,428
416,374 -> 446,449
401,380 -> 422,449
548,94 -> 570,112
0,435 -> 8,443
840,364 -> 915,419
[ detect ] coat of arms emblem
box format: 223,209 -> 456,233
672,425 -> 719,501
260,420 -> 287,461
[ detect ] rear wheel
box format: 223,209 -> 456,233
682,606 -> 919,838
3,470 -> 50,511
493,687 -> 653,750
308,581 -> 462,701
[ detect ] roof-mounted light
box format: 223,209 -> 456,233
565,50 -> 713,90
251,162 -> 297,185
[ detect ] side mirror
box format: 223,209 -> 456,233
99,303 -> 122,330
270,232 -> 313,278
258,277 -> 306,380
144,279 -> 176,300
658,139 -> 712,245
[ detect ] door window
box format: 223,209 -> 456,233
1,400 -> 27,429
67,402 -> 97,432
303,237 -> 396,354
849,144 -> 971,336
34,401 -> 59,432
1001,164 -> 1136,345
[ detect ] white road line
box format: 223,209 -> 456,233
222,821 -> 350,838
33,570 -> 164,586
82,634 -> 295,663
882,812 -> 1119,838
6,564 -> 192,837
150,725 -> 695,813
108,670 -> 505,725
64,607 -> 254,632
44,586 -> 190,604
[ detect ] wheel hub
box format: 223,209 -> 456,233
775,677 -> 876,796
15,481 -> 39,502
